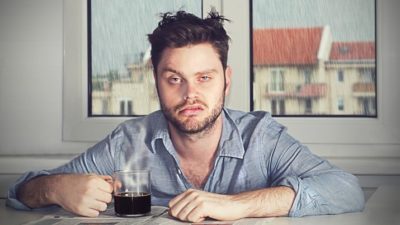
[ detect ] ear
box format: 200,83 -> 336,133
224,66 -> 232,96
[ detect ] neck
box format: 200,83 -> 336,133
168,115 -> 223,161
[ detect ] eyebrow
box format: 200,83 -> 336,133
160,67 -> 218,77
160,67 -> 183,76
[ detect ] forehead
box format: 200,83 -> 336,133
156,43 -> 222,74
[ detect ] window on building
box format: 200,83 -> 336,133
271,99 -> 285,115
305,98 -> 312,114
338,70 -> 344,82
119,99 -> 133,115
251,0 -> 376,116
270,70 -> 285,92
360,68 -> 376,83
338,97 -> 344,111
88,0 -> 202,116
304,69 -> 312,84
361,98 -> 376,115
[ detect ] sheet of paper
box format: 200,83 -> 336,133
21,205 -> 274,225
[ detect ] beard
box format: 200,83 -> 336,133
160,92 -> 225,135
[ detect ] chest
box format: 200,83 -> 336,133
180,160 -> 213,189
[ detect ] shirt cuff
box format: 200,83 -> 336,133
275,176 -> 303,217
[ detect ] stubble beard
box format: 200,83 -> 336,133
160,93 -> 225,136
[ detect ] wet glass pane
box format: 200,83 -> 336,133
89,0 -> 202,116
252,0 -> 376,116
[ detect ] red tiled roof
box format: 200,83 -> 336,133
330,42 -> 375,61
253,27 -> 323,66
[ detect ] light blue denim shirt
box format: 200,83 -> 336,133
7,108 -> 365,216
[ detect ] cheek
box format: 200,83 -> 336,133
158,85 -> 181,105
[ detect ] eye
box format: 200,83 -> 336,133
168,76 -> 182,84
199,75 -> 211,82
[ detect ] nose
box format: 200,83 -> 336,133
183,80 -> 198,101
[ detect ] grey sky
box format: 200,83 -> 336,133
91,0 -> 201,75
91,0 -> 375,75
253,0 -> 375,41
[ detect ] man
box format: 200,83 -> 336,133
7,11 -> 364,223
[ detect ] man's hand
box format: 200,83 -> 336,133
168,189 -> 247,223
53,174 -> 113,217
168,186 -> 295,223
18,174 -> 113,217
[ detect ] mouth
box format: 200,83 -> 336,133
177,105 -> 204,116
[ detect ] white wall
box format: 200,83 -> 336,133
0,0 -> 92,155
0,0 -> 399,199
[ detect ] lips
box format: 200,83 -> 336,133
178,105 -> 204,116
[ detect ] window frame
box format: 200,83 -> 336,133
63,0 -> 400,160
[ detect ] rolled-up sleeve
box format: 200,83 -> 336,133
267,131 -> 365,217
6,134 -> 116,210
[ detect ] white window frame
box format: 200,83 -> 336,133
63,0 -> 400,161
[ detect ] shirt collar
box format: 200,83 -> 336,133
148,108 -> 245,159
218,108 -> 246,159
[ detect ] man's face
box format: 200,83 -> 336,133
155,43 -> 231,134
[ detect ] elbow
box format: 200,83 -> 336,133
350,185 -> 365,212
340,175 -> 366,213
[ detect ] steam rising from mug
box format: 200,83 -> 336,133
116,128 -> 150,172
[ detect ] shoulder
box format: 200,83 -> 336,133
224,108 -> 286,137
224,108 -> 301,150
109,110 -> 166,139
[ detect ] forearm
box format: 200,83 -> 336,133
17,175 -> 60,208
232,186 -> 295,218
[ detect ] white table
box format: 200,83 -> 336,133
0,186 -> 399,225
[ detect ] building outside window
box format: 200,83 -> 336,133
252,0 -> 375,116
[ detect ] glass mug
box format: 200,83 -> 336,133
113,170 -> 151,216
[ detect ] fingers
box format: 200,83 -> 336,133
57,174 -> 113,217
169,189 -> 207,222
91,175 -> 113,204
95,190 -> 113,203
96,175 -> 114,193
90,200 -> 108,212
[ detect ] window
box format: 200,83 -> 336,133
119,99 -> 133,116
305,98 -> 312,114
338,97 -> 344,111
360,68 -> 376,83
304,69 -> 312,84
88,0 -> 202,116
270,69 -> 284,92
63,0 -> 400,157
251,0 -> 376,116
271,99 -> 285,115
338,70 -> 344,82
361,98 -> 376,115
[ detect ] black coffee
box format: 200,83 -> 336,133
114,192 -> 151,216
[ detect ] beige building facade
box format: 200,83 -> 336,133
253,26 -> 376,116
